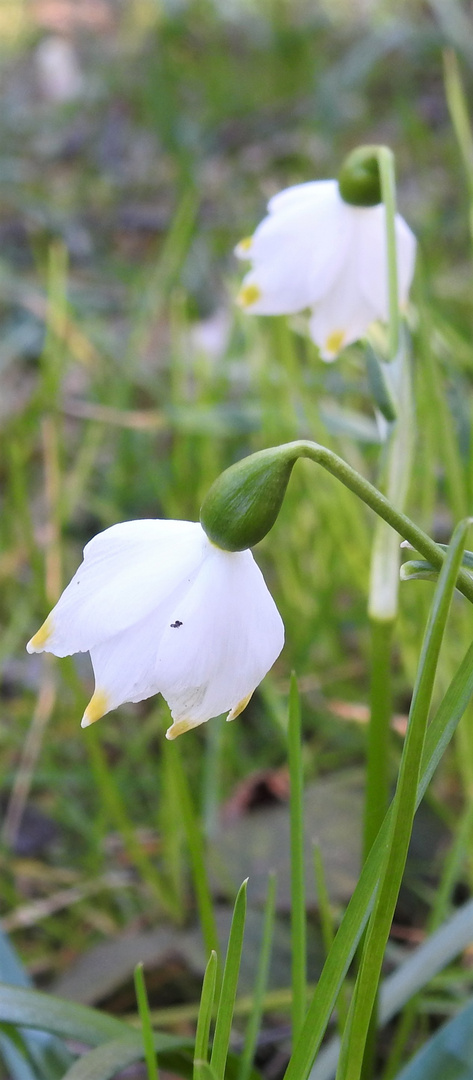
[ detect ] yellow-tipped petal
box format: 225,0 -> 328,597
227,692 -> 253,722
165,717 -> 198,741
26,615 -> 53,653
235,235 -> 253,255
81,689 -> 109,728
324,329 -> 346,357
237,283 -> 262,308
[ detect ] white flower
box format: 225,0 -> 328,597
26,519 -> 284,740
236,179 -> 416,361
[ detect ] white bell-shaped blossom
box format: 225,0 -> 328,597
27,519 -> 284,739
236,179 -> 416,361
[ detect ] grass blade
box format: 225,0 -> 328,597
288,674 -> 307,1043
210,880 -> 248,1080
238,874 -> 277,1080
134,963 -> 159,1080
194,951 -> 218,1080
283,529 -> 473,1080
336,518 -> 472,1080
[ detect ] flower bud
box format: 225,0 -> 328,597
200,445 -> 301,551
338,145 -> 382,207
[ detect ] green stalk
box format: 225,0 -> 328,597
237,874 -> 277,1080
443,48 -> 473,246
85,728 -> 176,916
335,519 -> 471,1080
377,146 -> 400,362
167,745 -> 219,964
279,440 -> 473,605
288,675 -> 307,1044
194,951 -> 218,1080
363,619 -> 394,862
134,964 -> 159,1080
210,881 -> 247,1080
283,610 -> 473,1080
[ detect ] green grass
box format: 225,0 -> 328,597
2,2 -> 473,1078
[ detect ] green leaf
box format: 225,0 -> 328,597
210,880 -> 247,1080
194,951 -> 218,1080
0,926 -> 73,1080
238,874 -> 277,1080
134,963 -> 159,1080
394,997 -> 473,1080
283,532 -> 473,1080
0,984 -> 190,1053
288,675 -> 307,1044
337,518 -> 472,1080
365,345 -> 397,422
61,1036 -> 194,1080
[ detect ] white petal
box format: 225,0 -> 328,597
267,179 -> 337,214
81,546 -> 284,734
238,185 -> 349,315
357,205 -> 417,317
28,520 -> 206,657
157,547 -> 284,730
308,237 -> 378,360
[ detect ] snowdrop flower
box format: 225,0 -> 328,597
236,177 -> 416,361
27,519 -> 284,739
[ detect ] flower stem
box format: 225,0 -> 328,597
285,440 -> 473,605
363,618 -> 394,862
377,146 -> 399,361
365,342 -> 414,853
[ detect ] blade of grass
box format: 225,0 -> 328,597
85,727 -> 176,917
314,845 -> 348,1034
134,963 -> 159,1080
194,951 -> 218,1080
237,873 -> 277,1080
336,518 -> 472,1080
167,743 -> 219,962
288,674 -> 307,1044
283,571 -> 473,1080
310,896 -> 473,1080
210,880 -> 248,1080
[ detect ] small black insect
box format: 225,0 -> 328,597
170,620 -> 183,628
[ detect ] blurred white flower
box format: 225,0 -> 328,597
27,519 -> 284,740
236,179 -> 416,361
35,36 -> 83,103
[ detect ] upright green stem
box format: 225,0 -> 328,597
288,675 -> 307,1044
377,146 -> 399,362
363,619 -> 394,862
365,341 -> 414,853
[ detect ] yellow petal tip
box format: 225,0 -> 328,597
81,689 -> 109,729
237,283 -> 262,308
235,235 -> 253,256
227,692 -> 253,722
166,717 -> 197,740
323,329 -> 346,359
26,615 -> 53,653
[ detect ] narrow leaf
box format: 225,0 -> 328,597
283,537 -> 473,1080
337,518 -> 472,1080
210,880 -> 247,1080
288,675 -> 307,1043
194,951 -> 218,1080
394,997 -> 473,1080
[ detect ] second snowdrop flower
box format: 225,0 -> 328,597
236,146 -> 416,361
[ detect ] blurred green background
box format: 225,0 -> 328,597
2,0 -> 473,1068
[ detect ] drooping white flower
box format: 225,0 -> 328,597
236,179 -> 416,361
26,519 -> 284,740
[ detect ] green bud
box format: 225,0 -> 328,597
200,445 -> 300,551
338,145 -> 382,207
